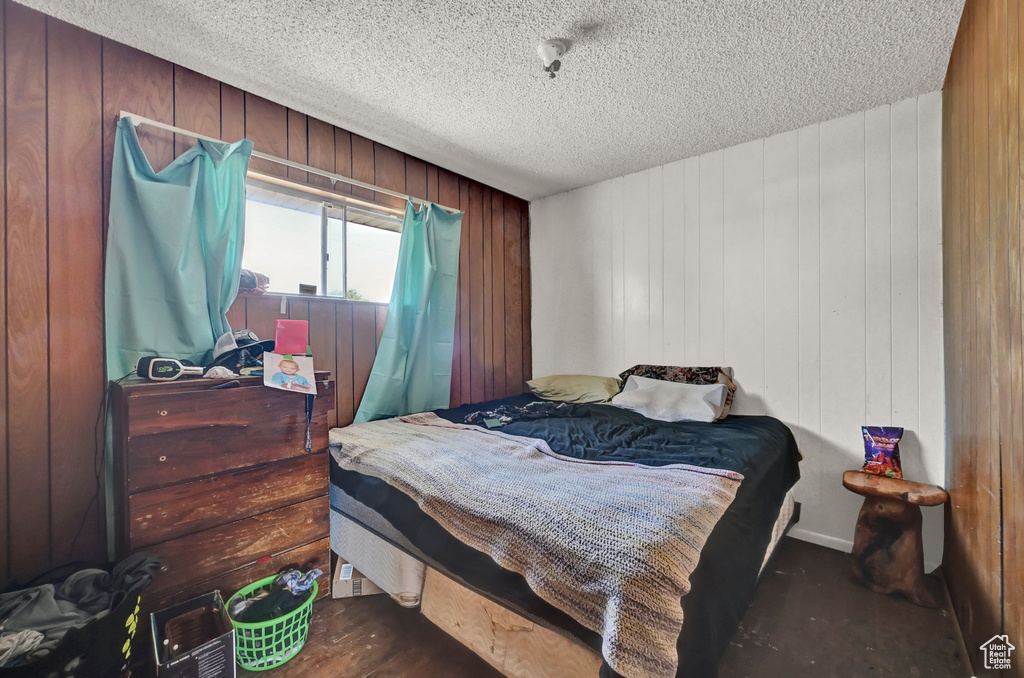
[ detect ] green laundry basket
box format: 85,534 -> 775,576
227,575 -> 318,671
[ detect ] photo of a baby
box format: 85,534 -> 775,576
263,352 -> 317,394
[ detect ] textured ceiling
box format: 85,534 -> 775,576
20,0 -> 963,200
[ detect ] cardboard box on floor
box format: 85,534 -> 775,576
332,557 -> 385,599
151,590 -> 235,678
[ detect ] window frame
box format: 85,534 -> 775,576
243,175 -> 402,302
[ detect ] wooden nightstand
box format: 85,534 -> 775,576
841,470 -> 949,608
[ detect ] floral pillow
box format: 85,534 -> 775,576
616,365 -> 737,420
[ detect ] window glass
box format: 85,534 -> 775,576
242,199 -> 321,295
346,222 -> 400,303
241,179 -> 402,301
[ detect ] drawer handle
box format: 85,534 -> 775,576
159,410 -> 168,416
159,455 -> 167,462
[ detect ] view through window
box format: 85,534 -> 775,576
241,180 -> 402,303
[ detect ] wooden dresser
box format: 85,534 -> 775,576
110,372 -> 335,613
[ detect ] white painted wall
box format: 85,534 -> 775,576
530,92 -> 945,568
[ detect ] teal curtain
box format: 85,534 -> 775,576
355,202 -> 463,422
105,117 -> 253,380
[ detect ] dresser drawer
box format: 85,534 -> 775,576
129,453 -> 327,550
146,495 -> 329,603
145,537 -> 331,613
127,381 -> 308,435
124,380 -> 335,492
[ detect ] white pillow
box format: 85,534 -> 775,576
611,375 -> 728,423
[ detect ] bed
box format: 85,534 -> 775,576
328,393 -> 801,678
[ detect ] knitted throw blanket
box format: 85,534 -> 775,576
329,413 -> 743,678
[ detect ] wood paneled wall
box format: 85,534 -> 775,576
0,1 -> 531,585
942,1 -> 1022,675
531,93 -> 945,566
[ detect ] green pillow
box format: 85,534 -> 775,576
527,374 -> 622,403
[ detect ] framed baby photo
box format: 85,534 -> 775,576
263,352 -> 317,394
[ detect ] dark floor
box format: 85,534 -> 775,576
242,538 -> 964,678
717,538 -> 963,678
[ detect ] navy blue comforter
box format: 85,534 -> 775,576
330,394 -> 801,678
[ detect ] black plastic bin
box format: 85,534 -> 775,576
0,553 -> 160,678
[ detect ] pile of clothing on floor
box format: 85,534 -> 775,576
229,568 -> 323,623
0,553 -> 161,668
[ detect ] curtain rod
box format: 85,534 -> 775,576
118,111 -> 462,214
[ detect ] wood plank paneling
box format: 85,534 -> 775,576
722,140 -> 764,416
5,2 -> 49,582
287,108 -> 308,183
307,117 -> 335,191
245,93 -> 287,177
0,0 -> 8,584
334,128 -> 353,196
350,133 -> 375,202
519,198 -> 532,385
698,152 -> 726,366
352,303 -> 378,413
406,156 -> 427,201
1006,0 -> 1024,669
503,196 -> 523,394
681,157 -> 701,365
101,40 -> 174,226
646,168 -> 663,366
622,171 -> 649,368
459,178 -> 472,401
375,304 -> 388,347
225,297 -> 246,329
374,142 -> 406,210
530,94 -> 945,567
221,84 -> 245,142
426,163 -> 439,203
336,302 -> 356,426
287,296 -> 310,324
438,169 -> 462,406
46,18 -> 105,566
943,1 -> 1023,675
469,181 -> 486,403
173,67 -> 219,156
309,300 -> 339,429
0,0 -> 530,582
482,186 -> 493,400
818,111 -> 867,547
864,107 -> 892,425
763,131 -> 800,424
245,294 -> 286,341
490,190 -> 506,398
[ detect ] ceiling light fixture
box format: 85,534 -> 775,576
537,39 -> 567,79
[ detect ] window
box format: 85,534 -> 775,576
241,178 -> 402,303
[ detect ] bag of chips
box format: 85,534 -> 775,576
861,426 -> 904,478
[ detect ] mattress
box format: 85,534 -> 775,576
330,509 -> 425,607
760,491 -> 795,575
331,486 -> 796,597
330,394 -> 801,678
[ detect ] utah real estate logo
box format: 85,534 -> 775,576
980,634 -> 1015,671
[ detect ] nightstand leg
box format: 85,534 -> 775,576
850,496 -> 937,608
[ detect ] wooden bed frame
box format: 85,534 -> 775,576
418,499 -> 801,678
421,567 -> 603,678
